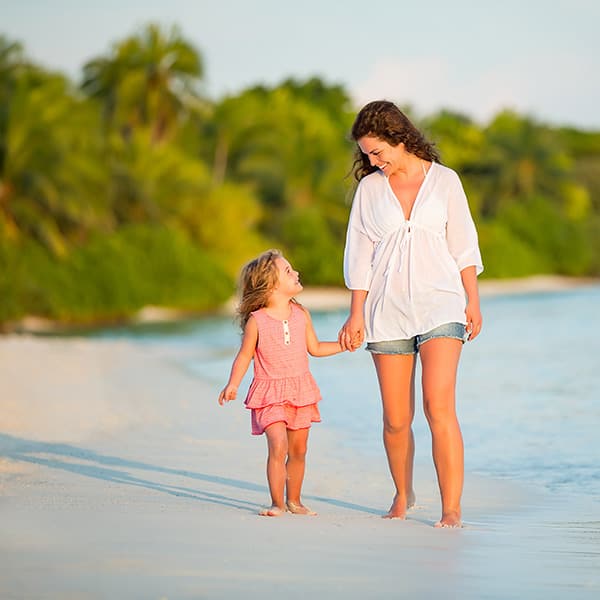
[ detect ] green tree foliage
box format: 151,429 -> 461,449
82,23 -> 205,144
1,26 -> 600,328
427,110 -> 598,278
1,67 -> 111,254
204,80 -> 354,283
0,226 -> 232,324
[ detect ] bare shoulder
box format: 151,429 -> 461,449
244,314 -> 259,334
294,302 -> 313,322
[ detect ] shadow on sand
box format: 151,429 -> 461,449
0,432 -> 381,516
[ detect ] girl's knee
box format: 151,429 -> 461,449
266,424 -> 288,458
268,443 -> 288,463
287,428 -> 309,458
287,440 -> 308,461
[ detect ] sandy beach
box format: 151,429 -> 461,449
1,277 -> 600,599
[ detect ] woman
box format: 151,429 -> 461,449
339,100 -> 483,527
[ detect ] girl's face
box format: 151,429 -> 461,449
358,136 -> 404,175
274,257 -> 302,295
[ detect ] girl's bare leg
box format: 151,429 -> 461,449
419,338 -> 464,527
286,427 -> 308,505
372,353 -> 416,519
285,427 -> 316,515
262,422 -> 288,515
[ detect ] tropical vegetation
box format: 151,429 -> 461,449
1,25 -> 599,327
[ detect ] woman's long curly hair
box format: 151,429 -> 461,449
236,249 -> 283,328
351,100 -> 441,181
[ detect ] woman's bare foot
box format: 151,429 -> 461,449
382,494 -> 409,519
407,490 -> 416,510
286,501 -> 317,516
434,511 -> 462,528
258,505 -> 286,517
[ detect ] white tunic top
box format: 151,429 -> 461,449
343,163 -> 483,342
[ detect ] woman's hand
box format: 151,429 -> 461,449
460,266 -> 482,341
465,301 -> 482,341
338,313 -> 365,352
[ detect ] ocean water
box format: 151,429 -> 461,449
88,286 -> 600,597
97,284 -> 600,505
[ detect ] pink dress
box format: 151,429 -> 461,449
245,303 -> 321,435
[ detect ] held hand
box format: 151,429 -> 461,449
338,314 -> 365,352
465,302 -> 482,341
218,384 -> 238,405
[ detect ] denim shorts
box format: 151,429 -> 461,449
366,322 -> 467,355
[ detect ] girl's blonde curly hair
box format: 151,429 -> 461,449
236,249 -> 283,328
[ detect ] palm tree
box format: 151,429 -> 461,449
1,68 -> 111,254
81,23 -> 205,144
480,111 -> 571,215
0,36 -> 27,237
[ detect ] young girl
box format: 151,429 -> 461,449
218,249 -> 346,517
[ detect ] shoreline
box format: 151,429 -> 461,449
1,330 -> 599,597
3,274 -> 598,334
0,275 -> 600,337
296,274 -> 599,311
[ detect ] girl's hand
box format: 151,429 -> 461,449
218,384 -> 238,405
465,302 -> 482,341
338,313 -> 365,352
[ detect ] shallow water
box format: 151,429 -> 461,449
82,286 -> 600,597
97,285 -> 600,504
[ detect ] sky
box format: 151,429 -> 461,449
2,0 -> 600,129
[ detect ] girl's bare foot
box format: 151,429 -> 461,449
259,505 -> 286,517
407,490 -> 416,510
286,501 -> 317,516
434,511 -> 462,528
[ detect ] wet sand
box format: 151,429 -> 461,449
1,331 -> 599,598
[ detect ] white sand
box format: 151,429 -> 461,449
1,276 -> 599,598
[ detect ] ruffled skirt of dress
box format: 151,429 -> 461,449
245,372 -> 321,435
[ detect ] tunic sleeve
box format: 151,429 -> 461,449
446,172 -> 484,275
343,182 -> 376,290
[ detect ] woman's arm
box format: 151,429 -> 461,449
218,317 -> 258,404
461,265 -> 482,341
301,306 -> 345,357
338,289 -> 368,351
446,172 -> 484,276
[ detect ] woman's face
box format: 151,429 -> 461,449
357,136 -> 404,175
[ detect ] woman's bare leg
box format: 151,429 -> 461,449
372,353 -> 416,519
262,422 -> 288,515
419,338 -> 464,527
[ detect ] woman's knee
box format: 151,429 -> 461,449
423,395 -> 456,426
383,414 -> 413,436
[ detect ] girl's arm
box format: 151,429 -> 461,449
218,316 -> 258,404
461,265 -> 482,341
301,306 -> 345,357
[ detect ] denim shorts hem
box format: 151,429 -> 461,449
367,347 -> 414,356
365,322 -> 466,355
